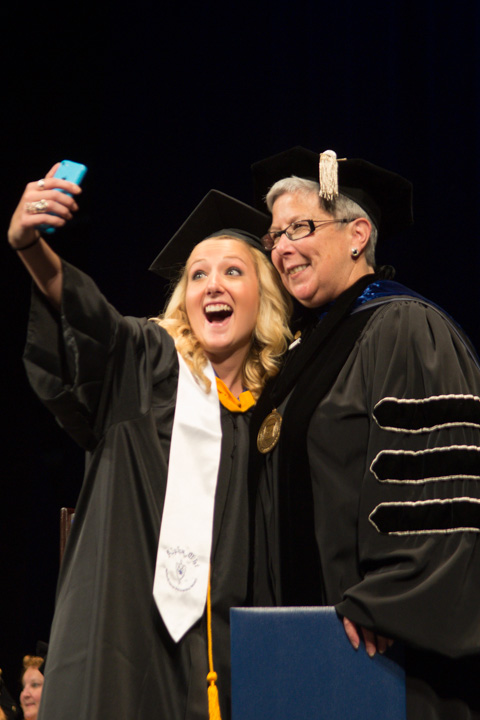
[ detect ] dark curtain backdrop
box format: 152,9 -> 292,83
2,0 -> 479,697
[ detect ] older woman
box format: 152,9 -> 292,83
20,656 -> 44,720
8,165 -> 292,720
249,147 -> 480,720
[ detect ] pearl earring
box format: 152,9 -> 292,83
351,248 -> 359,258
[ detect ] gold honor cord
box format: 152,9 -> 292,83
207,566 -> 222,720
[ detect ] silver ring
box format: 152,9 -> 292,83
25,199 -> 48,214
37,178 -> 45,190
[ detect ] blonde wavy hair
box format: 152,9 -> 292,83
151,237 -> 292,399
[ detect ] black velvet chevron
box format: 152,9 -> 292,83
371,446 -> 480,483
374,395 -> 480,432
370,498 -> 480,534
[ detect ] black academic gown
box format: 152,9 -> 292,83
24,262 -> 250,720
251,275 -> 480,719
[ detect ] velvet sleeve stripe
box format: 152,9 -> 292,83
370,445 -> 480,483
369,497 -> 480,535
373,395 -> 480,433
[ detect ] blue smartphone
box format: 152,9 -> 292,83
40,160 -> 88,234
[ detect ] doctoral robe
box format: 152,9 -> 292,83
24,262 -> 250,720
251,274 -> 480,719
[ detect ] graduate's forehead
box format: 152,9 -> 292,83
187,237 -> 253,266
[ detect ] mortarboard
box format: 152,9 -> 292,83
251,146 -> 413,239
149,189 -> 270,279
36,641 -> 48,675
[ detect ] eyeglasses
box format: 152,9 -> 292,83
262,218 -> 352,250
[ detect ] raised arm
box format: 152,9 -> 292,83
8,163 -> 83,309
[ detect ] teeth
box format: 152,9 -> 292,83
287,264 -> 308,276
205,304 -> 232,313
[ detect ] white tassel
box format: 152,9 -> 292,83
319,150 -> 339,201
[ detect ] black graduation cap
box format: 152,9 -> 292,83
36,641 -> 48,675
149,189 -> 270,279
251,146 -> 413,239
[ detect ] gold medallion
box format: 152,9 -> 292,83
257,409 -> 282,454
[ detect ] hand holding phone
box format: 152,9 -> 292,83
40,160 -> 88,234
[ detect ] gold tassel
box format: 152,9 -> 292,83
207,671 -> 222,720
207,568 -> 222,720
319,149 -> 339,201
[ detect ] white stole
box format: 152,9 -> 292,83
153,353 -> 222,642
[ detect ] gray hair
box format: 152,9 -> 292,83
266,176 -> 378,267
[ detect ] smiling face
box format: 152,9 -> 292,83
270,191 -> 364,308
185,238 -> 260,366
20,668 -> 44,720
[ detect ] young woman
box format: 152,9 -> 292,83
8,164 -> 292,720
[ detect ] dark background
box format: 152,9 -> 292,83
2,0 -> 480,699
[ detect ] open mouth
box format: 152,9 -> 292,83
204,303 -> 233,323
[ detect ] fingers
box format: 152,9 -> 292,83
26,176 -> 82,198
376,634 -> 394,655
360,627 -> 378,658
342,617 -> 394,658
45,163 -> 61,178
342,616 -> 361,650
360,627 -> 394,657
30,161 -> 83,197
8,164 -> 81,250
23,188 -> 79,215
22,200 -> 73,228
